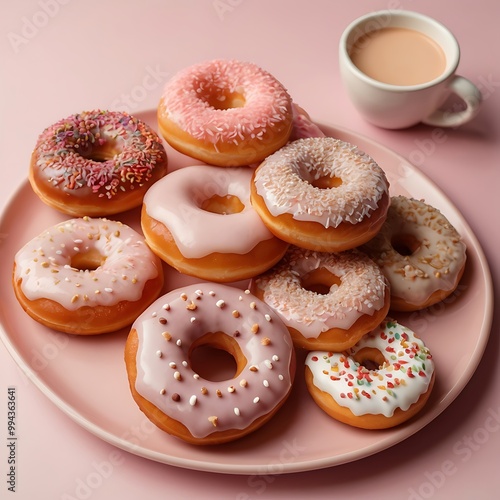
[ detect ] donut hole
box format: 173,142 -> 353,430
310,175 -> 343,190
79,141 -> 122,163
203,90 -> 246,110
391,233 -> 421,256
353,347 -> 387,371
201,194 -> 245,215
301,268 -> 342,295
189,331 -> 247,382
70,248 -> 106,271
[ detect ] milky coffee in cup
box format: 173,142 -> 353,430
339,10 -> 482,129
350,27 -> 447,86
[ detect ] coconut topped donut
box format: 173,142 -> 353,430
254,137 -> 388,228
250,246 -> 389,351
250,137 -> 390,251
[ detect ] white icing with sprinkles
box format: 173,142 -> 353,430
251,246 -> 388,336
14,217 -> 160,311
306,319 -> 434,417
253,137 -> 389,228
362,196 -> 467,307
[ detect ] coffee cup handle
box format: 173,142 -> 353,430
422,76 -> 482,127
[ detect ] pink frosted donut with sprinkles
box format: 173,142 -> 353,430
12,217 -> 164,335
125,283 -> 296,445
362,196 -> 467,311
250,137 -> 390,252
157,59 -> 294,167
305,319 -> 435,429
289,103 -> 326,141
250,246 -> 390,351
29,110 -> 168,216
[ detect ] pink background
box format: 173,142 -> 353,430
1,0 -> 499,498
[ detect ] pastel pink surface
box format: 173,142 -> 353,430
1,1 -> 499,499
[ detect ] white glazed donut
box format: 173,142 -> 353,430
141,165 -> 289,282
250,246 -> 390,351
305,318 -> 435,429
250,137 -> 390,252
12,217 -> 164,334
362,196 -> 467,311
125,283 -> 296,445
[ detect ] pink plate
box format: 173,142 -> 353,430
0,110 -> 493,474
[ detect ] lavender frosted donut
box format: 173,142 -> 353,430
29,110 -> 168,216
157,59 -> 294,166
125,283 -> 296,445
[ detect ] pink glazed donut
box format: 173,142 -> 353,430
125,283 -> 296,445
141,165 -> 289,282
157,59 -> 294,166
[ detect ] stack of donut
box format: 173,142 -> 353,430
12,59 -> 467,443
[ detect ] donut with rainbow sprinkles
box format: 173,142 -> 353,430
29,110 -> 168,216
305,319 -> 435,429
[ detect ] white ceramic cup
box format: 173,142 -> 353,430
339,10 -> 482,129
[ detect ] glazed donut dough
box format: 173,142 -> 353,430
141,165 -> 289,282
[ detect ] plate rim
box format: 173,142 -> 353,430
0,119 -> 494,475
